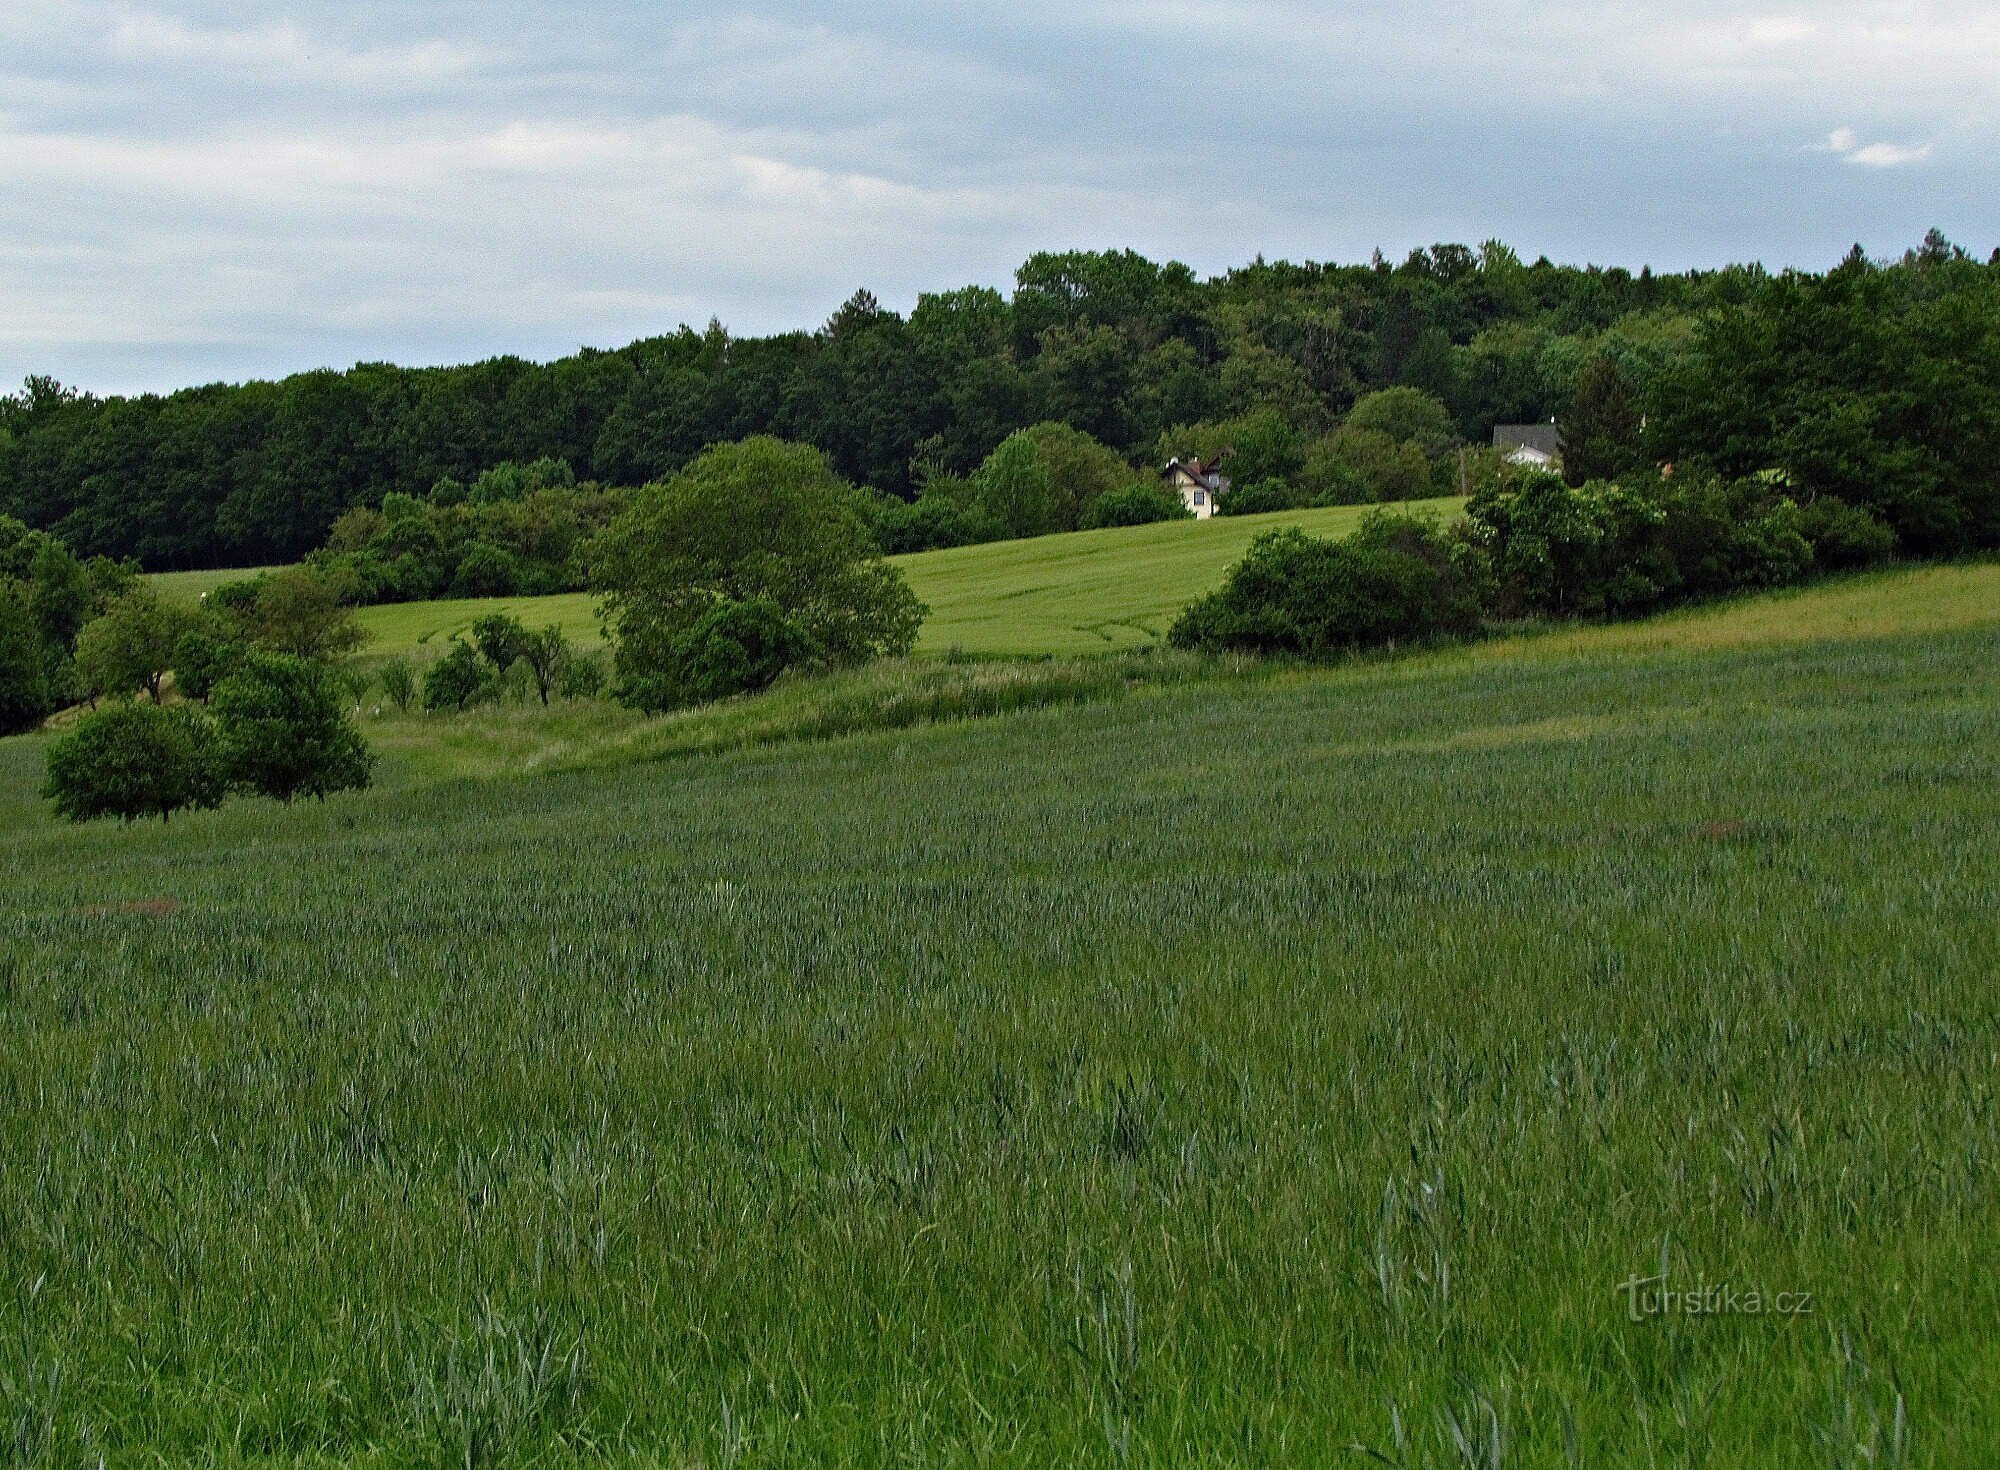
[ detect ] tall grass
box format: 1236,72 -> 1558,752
0,615 -> 1995,1463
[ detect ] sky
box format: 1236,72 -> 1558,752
0,1 -> 1990,395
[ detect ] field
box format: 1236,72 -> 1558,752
3,561 -> 1998,1464
150,501 -> 1463,662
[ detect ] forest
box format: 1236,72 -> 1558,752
5,231 -> 1992,573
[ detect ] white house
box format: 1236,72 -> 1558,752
1492,423 -> 1563,471
1162,457 -> 1230,519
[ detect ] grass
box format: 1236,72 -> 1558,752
154,501 -> 1465,662
2,565 -> 1998,1463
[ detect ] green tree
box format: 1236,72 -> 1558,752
1560,354 -> 1642,485
211,654 -> 373,803
0,586 -> 50,734
422,640 -> 492,713
44,702 -> 224,824
471,612 -> 530,671
376,655 -> 418,713
247,567 -> 365,661
592,438 -> 924,712
1345,387 -> 1459,456
171,626 -> 244,703
74,586 -> 191,703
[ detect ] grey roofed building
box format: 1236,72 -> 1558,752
1492,422 -> 1564,467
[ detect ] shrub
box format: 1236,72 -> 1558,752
1319,426 -> 1433,503
471,613 -> 530,671
666,598 -> 814,707
422,640 -> 494,713
592,438 -> 925,711
1214,478 -> 1300,517
211,654 -> 373,804
44,702 -> 224,824
555,651 -> 607,701
1468,472 -> 1675,617
0,588 -> 49,735
1654,475 -> 1813,597
171,628 -> 245,703
1084,483 -> 1194,528
1169,515 -> 1489,656
1797,497 -> 1899,569
451,543 -> 522,598
376,656 -> 418,713
869,494 -> 993,554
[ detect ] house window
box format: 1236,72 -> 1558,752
1193,492 -> 1206,506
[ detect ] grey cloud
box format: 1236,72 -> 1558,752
0,1 -> 1992,394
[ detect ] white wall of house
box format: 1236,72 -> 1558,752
1167,468 -> 1219,520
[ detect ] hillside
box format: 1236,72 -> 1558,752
152,499 -> 1467,661
2,564 -> 1996,1461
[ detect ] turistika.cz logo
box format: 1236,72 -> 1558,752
1617,1275 -> 1815,1322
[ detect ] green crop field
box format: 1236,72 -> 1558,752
152,501 -> 1465,663
4,562 -> 1998,1464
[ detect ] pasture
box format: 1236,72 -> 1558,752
151,501 -> 1465,662
3,566 -> 1997,1464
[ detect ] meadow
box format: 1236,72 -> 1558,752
149,500 -> 1464,662
2,561 -> 1997,1465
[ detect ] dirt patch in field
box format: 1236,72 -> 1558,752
77,898 -> 182,919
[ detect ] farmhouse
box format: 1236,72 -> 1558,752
1162,457 -> 1229,519
1493,422 -> 1564,471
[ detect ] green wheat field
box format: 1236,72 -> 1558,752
5,548 -> 1999,1465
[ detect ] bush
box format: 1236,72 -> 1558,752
1083,482 -> 1194,528
0,588 -> 49,735
554,651 -> 607,701
593,438 -> 925,711
1797,497 -> 1899,569
171,628 -> 245,703
422,640 -> 494,713
451,543 -> 521,598
44,702 -> 225,824
1169,514 -> 1489,656
1215,478 -> 1301,517
376,656 -> 418,713
1344,387 -> 1459,457
210,654 -> 373,804
658,598 -> 813,707
1468,472 -> 1675,617
869,494 -> 994,554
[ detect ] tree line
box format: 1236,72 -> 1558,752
2,239 -> 1884,571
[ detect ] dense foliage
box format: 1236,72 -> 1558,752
0,514 -> 138,730
42,701 -> 224,823
1170,515 -> 1487,654
209,653 -> 373,804
592,438 -> 925,711
6,240 -> 1933,571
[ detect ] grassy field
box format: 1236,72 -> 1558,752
3,565 -> 1997,1464
152,501 -> 1464,662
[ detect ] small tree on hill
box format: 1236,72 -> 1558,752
247,567 -> 365,661
376,656 -> 418,713
211,653 -> 373,803
422,640 -> 492,713
592,438 -> 924,713
74,586 -> 193,704
44,703 -> 225,824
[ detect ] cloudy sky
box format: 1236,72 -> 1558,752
1,1 -> 1989,394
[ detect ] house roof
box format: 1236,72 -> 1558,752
1163,456 -> 1226,486
1492,423 -> 1563,457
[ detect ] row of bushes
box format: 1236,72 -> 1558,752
308,459 -> 628,604
44,654 -> 371,823
1171,469 -> 1902,656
